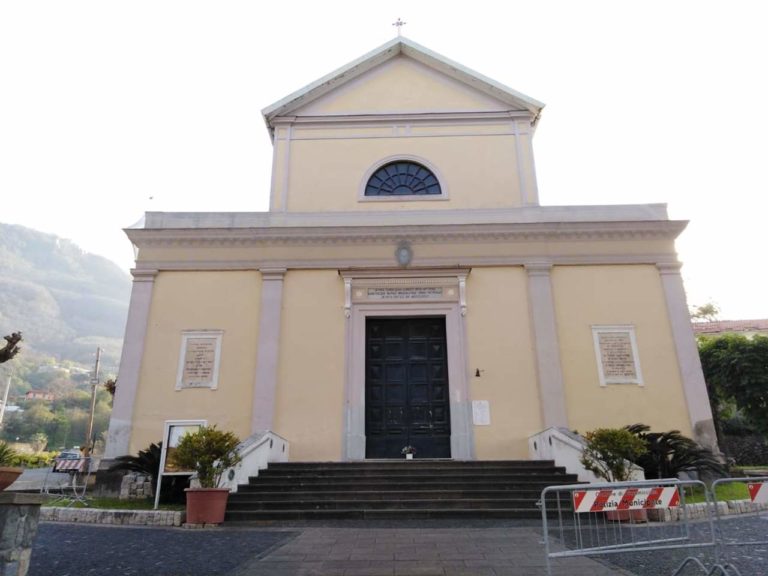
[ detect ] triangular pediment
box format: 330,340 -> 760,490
291,56 -> 514,116
263,37 -> 543,131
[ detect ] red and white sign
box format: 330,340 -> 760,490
747,483 -> 768,504
53,458 -> 88,473
573,487 -> 680,513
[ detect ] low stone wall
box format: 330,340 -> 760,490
0,493 -> 44,576
41,507 -> 183,527
119,473 -> 153,500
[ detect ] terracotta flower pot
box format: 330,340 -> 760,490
605,509 -> 648,523
0,467 -> 23,491
184,488 -> 230,524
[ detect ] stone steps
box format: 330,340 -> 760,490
225,460 -> 579,522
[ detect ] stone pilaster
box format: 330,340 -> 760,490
251,269 -> 286,433
657,263 -> 719,450
525,263 -> 568,428
105,269 -> 157,458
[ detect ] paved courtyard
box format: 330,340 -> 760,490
31,521 -> 634,576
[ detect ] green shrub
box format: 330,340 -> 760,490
171,426 -> 241,488
720,434 -> 768,466
0,441 -> 19,467
580,428 -> 647,482
12,451 -> 56,468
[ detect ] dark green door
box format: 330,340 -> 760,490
365,317 -> 451,459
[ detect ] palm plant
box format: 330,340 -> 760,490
108,442 -> 162,480
625,424 -> 726,479
0,441 -> 19,467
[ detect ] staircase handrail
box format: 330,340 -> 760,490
528,427 -> 644,483
219,430 -> 289,492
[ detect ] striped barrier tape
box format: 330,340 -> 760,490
53,458 -> 88,473
747,482 -> 768,504
573,486 -> 680,513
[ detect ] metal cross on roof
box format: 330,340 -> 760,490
392,18 -> 406,37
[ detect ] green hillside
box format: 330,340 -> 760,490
0,223 -> 131,366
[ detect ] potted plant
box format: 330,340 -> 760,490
580,428 -> 648,522
0,441 -> 22,491
401,445 -> 416,460
171,426 -> 242,525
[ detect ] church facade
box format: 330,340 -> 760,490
105,38 -> 716,462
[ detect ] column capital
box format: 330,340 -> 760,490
259,268 -> 287,281
525,262 -> 553,276
130,269 -> 158,282
656,262 -> 683,275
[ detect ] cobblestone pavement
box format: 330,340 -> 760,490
29,523 -> 297,576
32,520 -> 628,576
32,517 -> 766,576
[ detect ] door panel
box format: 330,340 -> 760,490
365,317 -> 451,459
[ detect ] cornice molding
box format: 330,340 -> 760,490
134,254 -> 680,273
271,111 -> 532,127
127,220 -> 686,249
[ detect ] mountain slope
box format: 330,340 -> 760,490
0,223 -> 131,365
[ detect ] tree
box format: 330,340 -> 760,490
690,303 -> 720,322
30,432 -> 48,453
0,332 -> 22,363
699,334 -> 768,436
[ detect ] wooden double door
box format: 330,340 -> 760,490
365,317 -> 451,459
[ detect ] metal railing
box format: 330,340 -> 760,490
710,476 -> 768,575
540,479 -> 733,575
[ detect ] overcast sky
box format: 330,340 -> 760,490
1,1 -> 766,320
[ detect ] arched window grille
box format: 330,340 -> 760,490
364,161 -> 442,197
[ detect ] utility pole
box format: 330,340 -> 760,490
84,348 -> 101,456
0,374 -> 10,426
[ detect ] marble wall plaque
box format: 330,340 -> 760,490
592,326 -> 642,385
177,331 -> 222,390
182,338 -> 217,387
598,332 -> 637,380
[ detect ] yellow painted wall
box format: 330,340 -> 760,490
466,267 -> 542,458
273,270 -> 346,460
295,57 -> 511,115
285,135 -> 522,212
130,271 -> 260,453
552,265 -> 692,435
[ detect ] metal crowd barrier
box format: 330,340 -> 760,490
710,476 -> 768,576
41,457 -> 92,507
540,479 -> 733,575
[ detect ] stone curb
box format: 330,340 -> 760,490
41,507 -> 184,527
650,499 -> 768,522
